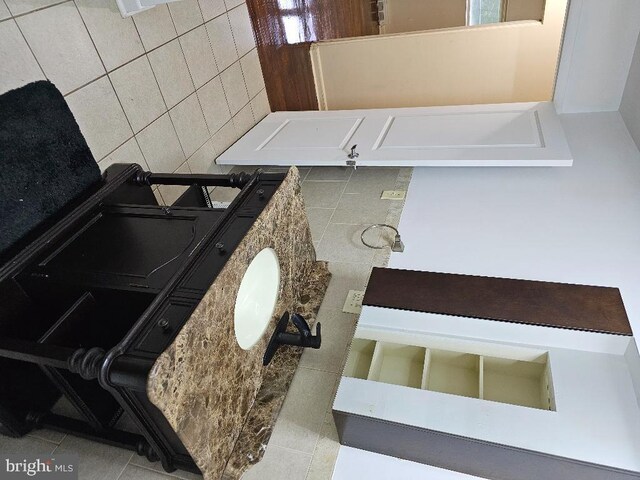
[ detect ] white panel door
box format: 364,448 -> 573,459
217,102 -> 572,167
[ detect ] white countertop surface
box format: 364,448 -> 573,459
335,111 -> 640,479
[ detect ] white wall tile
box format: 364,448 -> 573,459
169,92 -> 209,157
186,137 -> 217,173
250,88 -> 270,121
75,0 -> 144,72
198,0 -> 225,22
205,14 -> 237,71
17,2 -> 104,94
98,137 -> 149,173
197,76 -> 230,134
227,3 -> 254,57
179,24 -> 218,88
147,38 -> 194,109
4,0 -> 63,16
65,76 -> 133,160
232,101 -> 254,135
240,48 -> 265,98
0,20 -> 45,94
168,0 -> 203,35
109,55 -> 166,133
0,1 -> 11,20
136,113 -> 185,172
133,4 -> 177,52
220,61 -> 248,115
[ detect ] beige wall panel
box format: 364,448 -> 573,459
311,0 -> 567,110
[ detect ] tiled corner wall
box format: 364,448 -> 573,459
0,0 -> 270,205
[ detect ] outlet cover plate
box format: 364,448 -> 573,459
343,290 -> 365,314
381,190 -> 406,200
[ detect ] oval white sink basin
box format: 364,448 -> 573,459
234,248 -> 281,350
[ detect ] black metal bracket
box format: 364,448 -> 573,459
263,312 -> 321,366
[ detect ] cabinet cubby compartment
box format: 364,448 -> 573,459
426,350 -> 481,399
368,343 -> 426,389
343,339 -> 555,411
343,339 -> 376,380
482,355 -> 553,410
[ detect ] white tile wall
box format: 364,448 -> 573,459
0,0 -> 270,178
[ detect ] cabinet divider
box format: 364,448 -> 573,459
479,356 -> 485,400
366,341 -> 384,381
421,348 -> 431,390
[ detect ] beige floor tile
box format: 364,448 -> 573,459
198,76 -> 232,135
240,49 -> 265,99
168,0 -> 203,36
305,207 -> 333,242
318,262 -> 372,312
210,186 -> 239,202
129,457 -> 202,480
0,434 -> 57,454
305,167 -> 353,182
148,39 -> 195,109
211,120 -> 240,157
316,223 -> 375,264
53,435 -> 133,480
0,20 -> 45,95
136,113 -> 186,173
99,137 -> 150,172
206,14 -> 238,72
17,2 -> 104,94
199,0 -> 226,22
331,201 -> 390,225
306,419 -> 340,480
221,61 -> 249,115
0,1 -> 9,19
28,429 -> 66,444
119,464 -> 177,480
300,309 -> 356,374
241,445 -> 311,480
179,25 -> 218,89
169,92 -> 210,157
110,56 -> 167,133
76,0 -> 144,72
133,5 -> 177,52
343,168 -> 401,203
250,88 -> 270,122
187,138 -> 217,173
65,76 -> 133,160
228,3 -> 255,57
4,0 -> 63,16
269,367 -> 339,454
301,182 -> 346,209
233,102 -> 256,135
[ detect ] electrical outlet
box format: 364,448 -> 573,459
381,190 -> 406,200
343,290 -> 365,314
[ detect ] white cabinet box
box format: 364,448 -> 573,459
334,306 -> 640,480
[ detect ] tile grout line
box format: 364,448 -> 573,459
4,0 -> 68,20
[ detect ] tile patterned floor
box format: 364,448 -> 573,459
1,166 -> 411,480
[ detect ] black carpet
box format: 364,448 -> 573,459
0,81 -> 101,257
